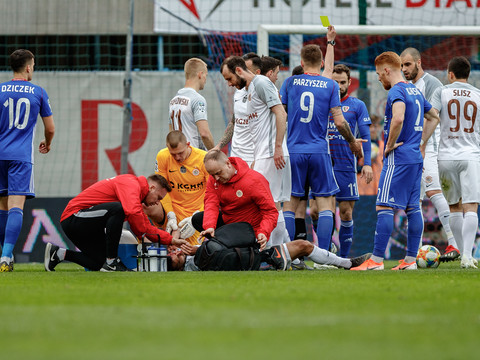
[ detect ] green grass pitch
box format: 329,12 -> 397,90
1,261 -> 478,360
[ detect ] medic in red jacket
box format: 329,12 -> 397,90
61,174 -> 173,244
203,157 -> 278,241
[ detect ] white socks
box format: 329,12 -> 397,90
430,193 -> 457,247
269,210 -> 288,247
449,212 -> 464,254
462,212 -> 478,259
57,248 -> 66,261
0,256 -> 12,264
308,246 -> 351,269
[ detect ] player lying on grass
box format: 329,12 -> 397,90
168,222 -> 371,271
169,150 -> 371,271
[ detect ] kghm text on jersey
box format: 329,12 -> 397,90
1,84 -> 35,94
175,182 -> 205,191
292,78 -> 327,88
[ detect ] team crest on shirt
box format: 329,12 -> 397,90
236,190 -> 243,198
192,168 -> 200,176
425,175 -> 433,184
180,166 -> 187,174
243,95 -> 248,103
342,106 -> 349,112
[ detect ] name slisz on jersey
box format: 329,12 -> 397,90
1,84 -> 35,94
292,78 -> 328,88
453,89 -> 471,97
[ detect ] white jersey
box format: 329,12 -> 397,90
169,87 -> 208,150
431,81 -> 480,161
412,73 -> 443,154
230,88 -> 254,162
247,75 -> 288,160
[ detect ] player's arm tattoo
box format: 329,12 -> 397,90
217,114 -> 235,149
331,107 -> 355,143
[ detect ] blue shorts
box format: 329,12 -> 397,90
376,162 -> 422,210
290,153 -> 339,198
334,170 -> 359,201
0,160 -> 35,198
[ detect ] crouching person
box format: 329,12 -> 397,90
44,174 -> 187,272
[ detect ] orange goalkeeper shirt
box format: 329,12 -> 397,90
155,146 -> 209,243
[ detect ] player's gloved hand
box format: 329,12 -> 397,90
178,211 -> 200,239
165,211 -> 178,234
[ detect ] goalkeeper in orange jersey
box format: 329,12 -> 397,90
154,131 -> 210,245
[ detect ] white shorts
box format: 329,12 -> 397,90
438,160 -> 480,205
254,156 -> 292,203
420,150 -> 442,199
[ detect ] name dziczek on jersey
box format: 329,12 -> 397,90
1,84 -> 35,94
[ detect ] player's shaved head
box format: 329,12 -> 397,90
400,47 -> 421,62
184,58 -> 207,80
301,44 -> 323,67
204,149 -> 228,164
375,51 -> 401,70
166,130 -> 187,148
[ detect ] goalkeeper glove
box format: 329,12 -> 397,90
178,211 -> 199,239
165,211 -> 178,233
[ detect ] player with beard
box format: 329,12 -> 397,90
400,48 -> 459,262
220,56 -> 291,248
327,64 -> 373,258
213,52 -> 262,166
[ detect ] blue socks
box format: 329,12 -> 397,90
339,220 -> 354,257
283,210 -> 295,241
372,209 -> 394,259
317,210 -> 334,250
0,209 -> 8,248
1,207 -> 23,258
406,208 -> 423,258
